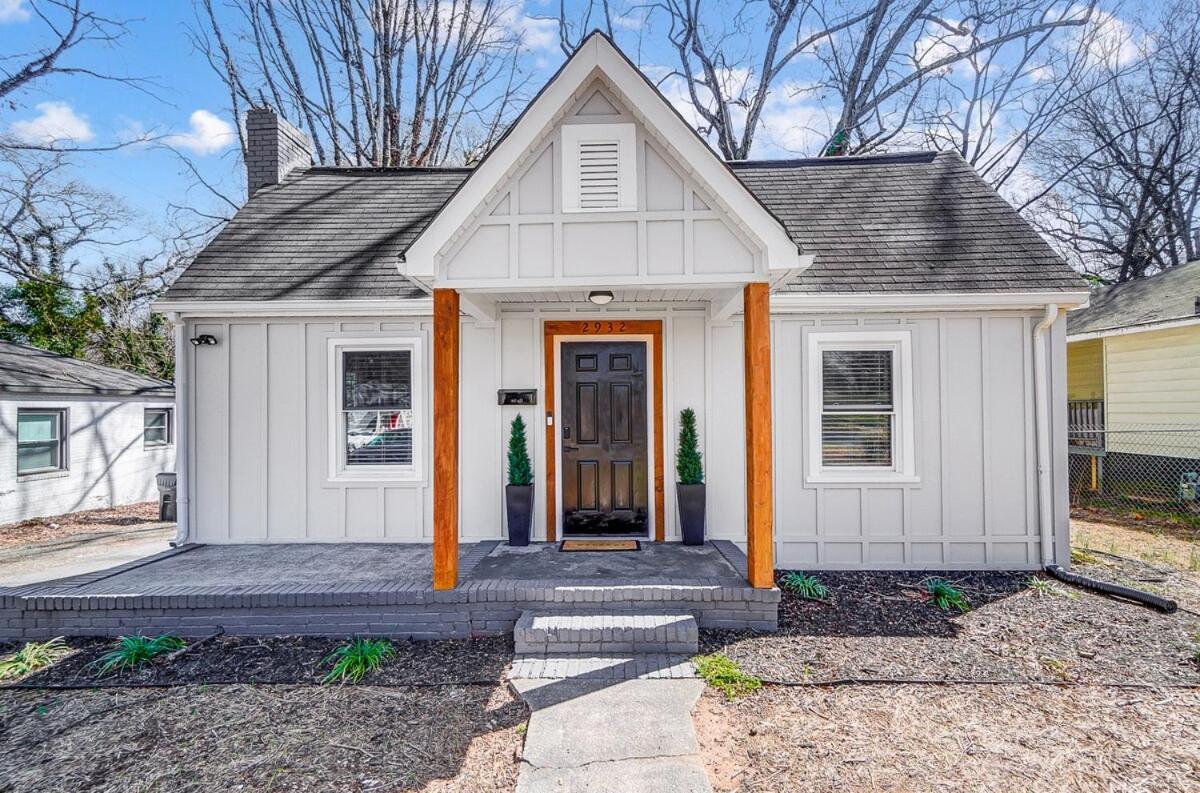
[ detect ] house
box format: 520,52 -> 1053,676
153,32 -> 1087,592
1065,260 -> 1200,502
0,341 -> 175,525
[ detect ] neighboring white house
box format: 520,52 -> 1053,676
154,32 -> 1088,587
0,341 -> 175,524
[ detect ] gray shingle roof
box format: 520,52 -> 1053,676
1066,259 -> 1200,337
730,151 -> 1085,293
163,167 -> 469,302
163,150 -> 1085,302
0,341 -> 174,397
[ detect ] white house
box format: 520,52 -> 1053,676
154,32 -> 1088,590
0,341 -> 175,524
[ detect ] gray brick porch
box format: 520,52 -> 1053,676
0,540 -> 778,641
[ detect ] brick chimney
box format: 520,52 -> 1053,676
245,107 -> 312,197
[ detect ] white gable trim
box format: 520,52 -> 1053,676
401,32 -> 801,281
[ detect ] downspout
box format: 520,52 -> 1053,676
1034,304 -> 1177,613
169,313 -> 190,546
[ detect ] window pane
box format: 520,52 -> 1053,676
145,427 -> 168,444
822,414 -> 892,467
145,410 -> 168,430
823,350 -> 893,410
18,413 -> 58,442
343,351 -> 411,411
18,442 -> 59,473
345,410 -> 413,466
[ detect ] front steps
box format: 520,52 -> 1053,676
510,610 -> 699,680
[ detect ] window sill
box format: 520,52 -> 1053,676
327,470 -> 423,486
805,472 -> 921,485
17,469 -> 70,483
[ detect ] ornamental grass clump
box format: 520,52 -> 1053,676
676,408 -> 703,485
780,572 -> 830,601
507,414 -> 533,487
93,634 -> 186,675
921,577 -> 970,613
322,638 -> 395,684
693,653 -> 762,699
0,637 -> 72,680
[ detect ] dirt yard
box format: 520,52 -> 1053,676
0,502 -> 162,549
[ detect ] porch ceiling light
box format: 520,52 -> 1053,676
588,290 -> 614,306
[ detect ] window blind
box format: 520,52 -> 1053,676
821,349 -> 894,467
822,350 -> 893,411
342,350 -> 413,467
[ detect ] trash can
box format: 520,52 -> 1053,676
156,472 -> 178,522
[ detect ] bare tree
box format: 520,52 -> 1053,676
194,0 -> 532,167
1025,3 -> 1199,282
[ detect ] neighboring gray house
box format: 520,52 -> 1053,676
0,341 -> 175,524
154,32 -> 1088,589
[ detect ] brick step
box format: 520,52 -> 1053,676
513,610 -> 698,655
509,653 -> 697,680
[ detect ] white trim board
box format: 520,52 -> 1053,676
773,291 -> 1091,313
154,298 -> 435,318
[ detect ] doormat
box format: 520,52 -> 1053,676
559,539 -> 640,552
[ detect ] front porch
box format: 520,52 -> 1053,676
0,540 -> 779,641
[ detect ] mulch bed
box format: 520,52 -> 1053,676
701,568 -> 1200,686
4,635 -> 514,688
0,502 -> 162,549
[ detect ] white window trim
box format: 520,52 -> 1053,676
143,407 -> 174,448
805,330 -> 917,484
16,407 -> 70,478
327,337 -> 424,483
561,122 -> 637,213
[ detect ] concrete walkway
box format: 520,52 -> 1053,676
0,523 -> 174,587
512,677 -> 712,793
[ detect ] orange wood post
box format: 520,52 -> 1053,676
433,289 -> 460,590
743,282 -> 775,588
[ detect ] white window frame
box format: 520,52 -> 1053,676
17,407 -> 69,477
143,407 -> 173,448
561,122 -> 637,213
805,329 -> 917,484
327,337 -> 423,483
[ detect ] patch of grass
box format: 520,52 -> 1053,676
0,637 -> 72,680
921,577 -> 970,613
1071,546 -> 1102,566
1025,575 -> 1078,600
693,653 -> 762,700
93,634 -> 186,675
322,638 -> 395,684
780,571 -> 830,601
1039,656 -> 1072,680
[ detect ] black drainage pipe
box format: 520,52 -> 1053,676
1045,565 -> 1177,614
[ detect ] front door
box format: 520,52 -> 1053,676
560,341 -> 649,536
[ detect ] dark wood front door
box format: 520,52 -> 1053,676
560,341 -> 649,536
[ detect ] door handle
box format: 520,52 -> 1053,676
563,444 -> 578,453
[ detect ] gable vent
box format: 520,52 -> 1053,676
578,141 -> 621,209
561,123 -> 637,213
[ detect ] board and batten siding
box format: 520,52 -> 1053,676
1066,338 -> 1104,401
183,307 -> 1069,569
0,395 -> 174,524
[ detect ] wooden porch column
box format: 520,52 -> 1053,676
743,282 -> 774,588
433,289 -> 460,590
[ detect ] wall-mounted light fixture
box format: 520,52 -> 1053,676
190,334 -> 219,347
587,290 -> 614,306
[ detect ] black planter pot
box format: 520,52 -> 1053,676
677,483 -> 706,546
506,484 -> 533,546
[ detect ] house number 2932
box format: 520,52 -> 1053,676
581,321 -> 626,334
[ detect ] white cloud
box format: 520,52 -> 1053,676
1076,8 -> 1141,67
494,2 -> 558,53
0,0 -> 29,23
163,109 -> 236,155
10,101 -> 93,144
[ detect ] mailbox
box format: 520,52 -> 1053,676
498,389 -> 538,406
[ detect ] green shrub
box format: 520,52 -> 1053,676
921,578 -> 970,613
0,637 -> 72,680
507,415 -> 533,487
780,572 -> 829,601
322,638 -> 395,684
693,653 -> 762,699
676,408 -> 703,485
93,634 -> 186,675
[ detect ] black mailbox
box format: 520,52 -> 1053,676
498,389 -> 537,406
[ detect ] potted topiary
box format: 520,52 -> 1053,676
676,407 -> 705,545
505,414 -> 534,546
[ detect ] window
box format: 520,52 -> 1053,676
805,331 -> 916,482
561,123 -> 637,213
329,338 -> 422,480
17,409 -> 67,475
144,408 -> 173,447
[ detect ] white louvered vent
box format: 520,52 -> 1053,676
578,140 -> 621,209
562,123 -> 637,213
